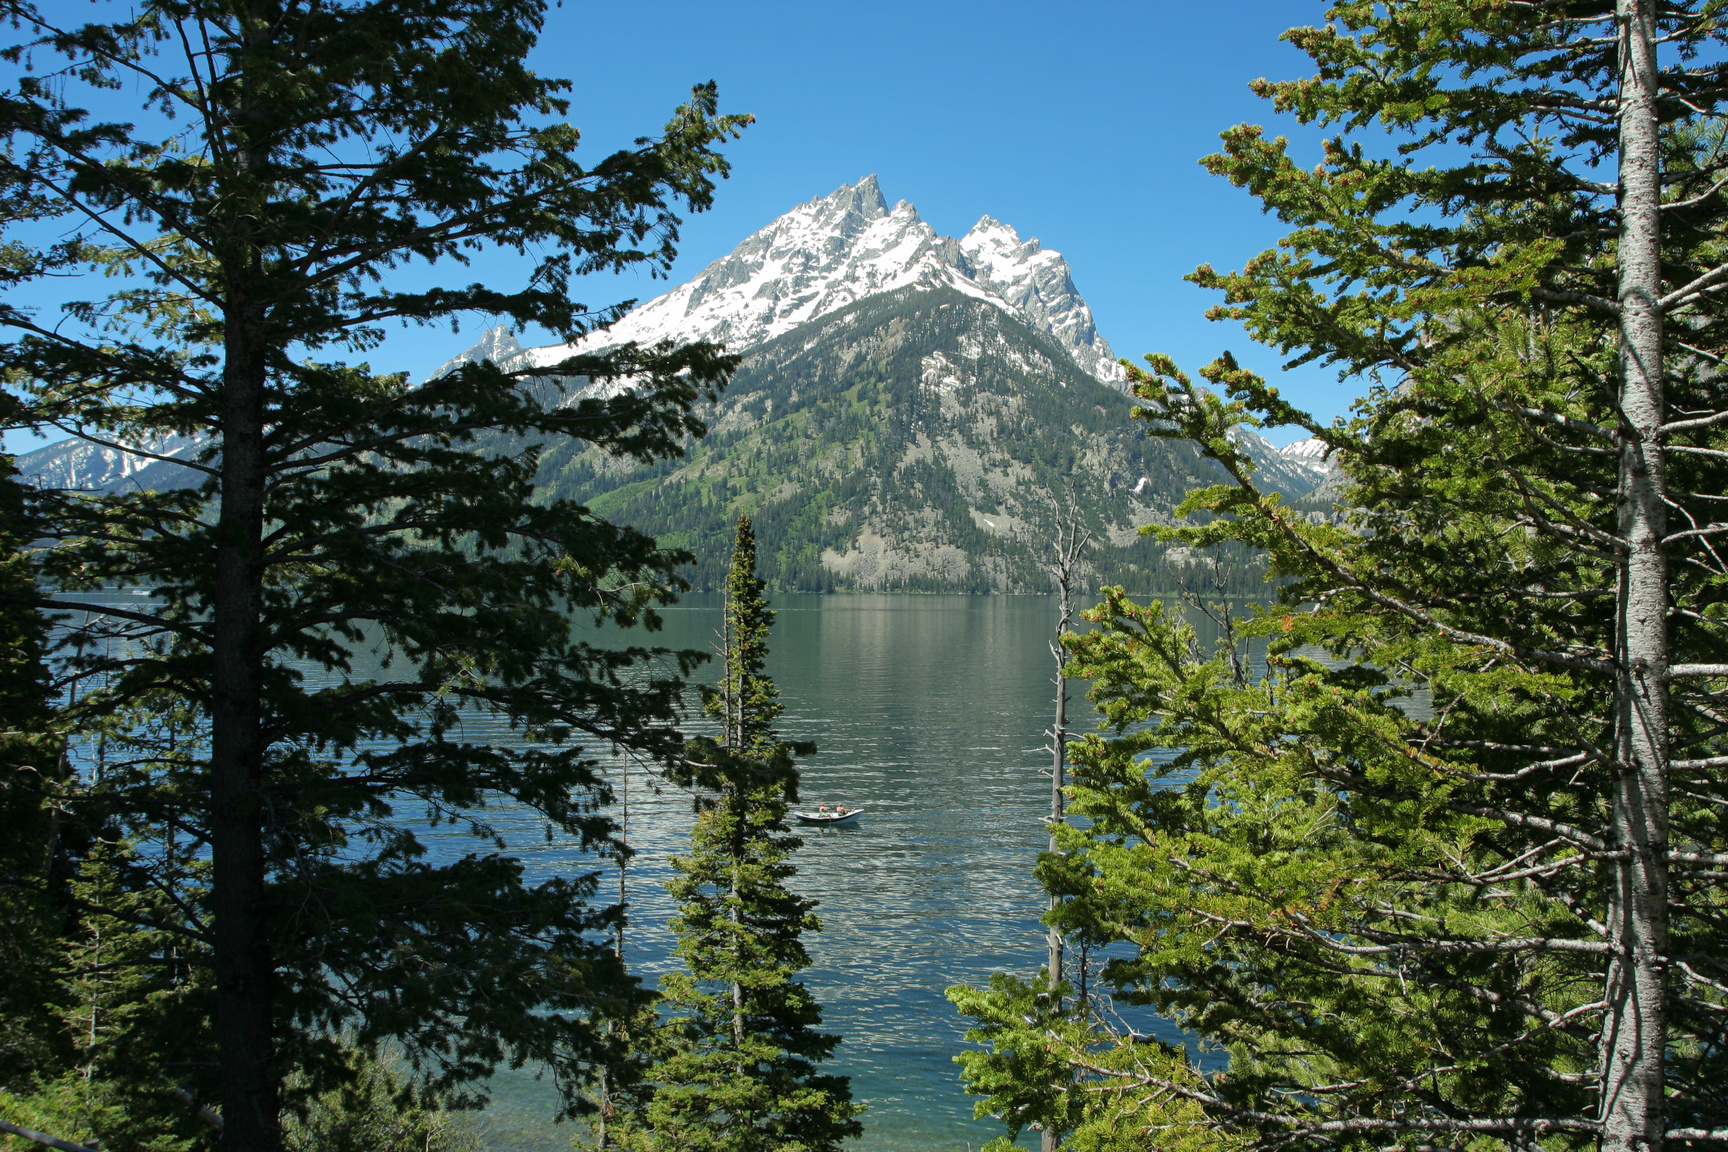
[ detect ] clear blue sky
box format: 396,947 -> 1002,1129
491,0 -> 1347,445
11,1 -> 1354,453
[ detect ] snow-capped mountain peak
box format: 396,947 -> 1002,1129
16,431 -> 205,493
520,176 -> 1122,384
1279,436 -> 1335,466
1276,436 -> 1341,484
958,215 -> 1118,382
430,325 -> 523,379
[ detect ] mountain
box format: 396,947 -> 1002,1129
1277,436 -> 1338,481
465,177 -> 1313,592
525,285 -> 1216,592
430,325 -> 523,380
14,177 -> 1321,593
1278,435 -> 1351,511
15,431 -> 204,494
515,173 -> 1125,387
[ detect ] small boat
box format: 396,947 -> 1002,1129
794,808 -> 863,826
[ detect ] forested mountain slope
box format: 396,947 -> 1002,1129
509,287 -> 1300,592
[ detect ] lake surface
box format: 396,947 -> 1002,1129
440,592 -> 1182,1152
54,587 -> 1242,1151
56,589 -> 1184,1150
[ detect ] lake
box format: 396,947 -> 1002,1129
54,587 -> 1217,1151
439,591 -> 1185,1152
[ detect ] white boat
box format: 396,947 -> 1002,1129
794,808 -> 863,826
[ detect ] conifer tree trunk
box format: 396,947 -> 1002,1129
1,4 -> 752,1146
724,619 -> 744,1051
730,791 -> 745,1051
731,858 -> 746,1050
1603,2 -> 1670,1150
630,513 -> 860,1150
211,291 -> 278,1151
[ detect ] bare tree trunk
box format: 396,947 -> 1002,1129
1602,4 -> 1671,1151
1043,505 -> 1089,1152
731,841 -> 745,1049
0,1118 -> 102,1152
1041,599 -> 1069,1152
720,614 -> 734,748
596,764 -> 629,1151
1047,568 -> 1073,994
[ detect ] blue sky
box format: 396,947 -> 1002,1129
491,0 -> 1348,445
518,0 -> 1340,445
10,1 -> 1353,453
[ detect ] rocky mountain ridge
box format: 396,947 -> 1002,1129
1277,435 -> 1338,480
513,175 -> 1125,386
15,432 -> 203,494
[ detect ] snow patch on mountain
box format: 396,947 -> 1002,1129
514,175 -> 1123,386
1277,436 -> 1339,481
431,326 -> 523,379
1219,428 -> 1333,497
17,432 -> 204,493
958,216 -> 1119,381
920,351 -> 963,395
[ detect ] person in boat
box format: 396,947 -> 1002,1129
834,805 -> 849,816
817,802 -> 828,813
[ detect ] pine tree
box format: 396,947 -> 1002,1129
953,4 -> 1728,1152
0,455 -> 75,1095
0,2 -> 748,1147
612,516 -> 862,1152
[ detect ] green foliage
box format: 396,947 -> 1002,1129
0,0 -> 748,1144
949,975 -> 1230,1152
953,3 -> 1728,1150
0,1044 -> 479,1152
0,457 -> 69,1089
280,1048 -> 480,1152
607,517 -> 861,1152
2,456 -> 214,1149
705,516 -> 785,753
0,824 -> 218,1152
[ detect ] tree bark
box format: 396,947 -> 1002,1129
212,53 -> 279,1137
211,310 -> 276,1152
1601,4 -> 1670,1151
731,847 -> 745,1050
1043,512 -> 1086,1152
0,1118 -> 102,1152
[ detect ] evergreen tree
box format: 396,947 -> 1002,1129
0,2 -> 748,1147
954,4 -> 1727,1152
278,1048 -> 481,1152
0,455 -> 74,1096
611,515 -> 862,1152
